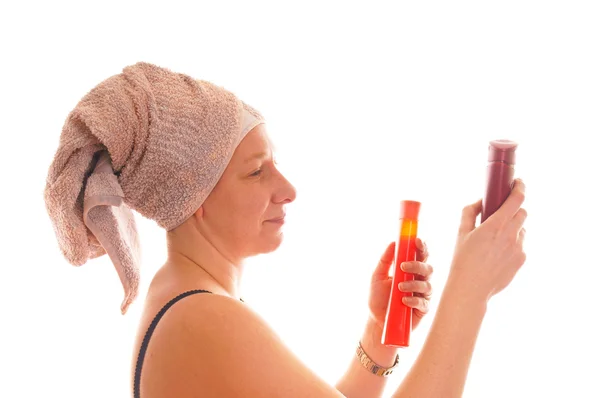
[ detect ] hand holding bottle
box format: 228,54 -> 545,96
448,179 -> 527,304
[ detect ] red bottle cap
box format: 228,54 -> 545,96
399,200 -> 421,220
488,139 -> 518,164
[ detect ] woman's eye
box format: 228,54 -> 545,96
249,168 -> 263,177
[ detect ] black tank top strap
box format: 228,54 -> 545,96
133,289 -> 245,397
133,289 -> 213,398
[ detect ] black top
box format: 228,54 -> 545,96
133,289 -> 244,398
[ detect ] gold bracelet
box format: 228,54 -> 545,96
356,340 -> 399,377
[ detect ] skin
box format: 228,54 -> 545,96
131,123 -> 527,398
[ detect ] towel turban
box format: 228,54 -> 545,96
43,62 -> 264,313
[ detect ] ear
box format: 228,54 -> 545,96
194,205 -> 204,220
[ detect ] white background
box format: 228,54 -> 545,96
1,1 -> 599,397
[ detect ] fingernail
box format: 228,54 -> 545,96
398,282 -> 408,291
400,262 -> 408,271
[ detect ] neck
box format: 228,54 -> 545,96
165,222 -> 244,299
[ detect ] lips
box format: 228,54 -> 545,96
266,215 -> 286,223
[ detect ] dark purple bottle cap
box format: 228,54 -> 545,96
488,139 -> 518,164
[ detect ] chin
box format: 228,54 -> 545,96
257,233 -> 285,255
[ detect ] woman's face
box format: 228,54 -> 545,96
199,123 -> 297,258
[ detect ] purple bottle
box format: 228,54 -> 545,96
481,139 -> 518,223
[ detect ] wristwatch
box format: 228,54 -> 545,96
356,341 -> 400,377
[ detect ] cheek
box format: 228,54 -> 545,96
242,199 -> 269,226
225,192 -> 269,233
206,180 -> 270,237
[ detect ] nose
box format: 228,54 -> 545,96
274,170 -> 297,204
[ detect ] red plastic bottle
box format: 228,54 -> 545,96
382,200 -> 421,348
481,140 -> 518,223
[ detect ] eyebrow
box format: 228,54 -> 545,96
244,152 -> 269,163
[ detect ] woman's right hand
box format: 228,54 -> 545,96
448,178 -> 528,304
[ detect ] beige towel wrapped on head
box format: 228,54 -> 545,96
44,62 -> 264,314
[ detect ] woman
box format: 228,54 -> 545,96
132,122 -> 526,398
43,62 -> 527,398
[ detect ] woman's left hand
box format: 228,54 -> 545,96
368,238 -> 433,331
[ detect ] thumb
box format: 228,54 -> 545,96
372,241 -> 396,281
458,199 -> 483,238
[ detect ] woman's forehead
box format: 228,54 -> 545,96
233,125 -> 276,163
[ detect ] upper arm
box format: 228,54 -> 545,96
139,294 -> 346,398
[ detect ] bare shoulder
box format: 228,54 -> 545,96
136,292 -> 344,398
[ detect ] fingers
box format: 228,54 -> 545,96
458,198 -> 483,237
398,280 -> 432,297
416,238 -> 429,262
506,207 -> 528,237
372,241 -> 396,281
518,227 -> 526,244
517,227 -> 526,260
401,261 -> 433,278
488,178 -> 526,226
402,296 -> 429,313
